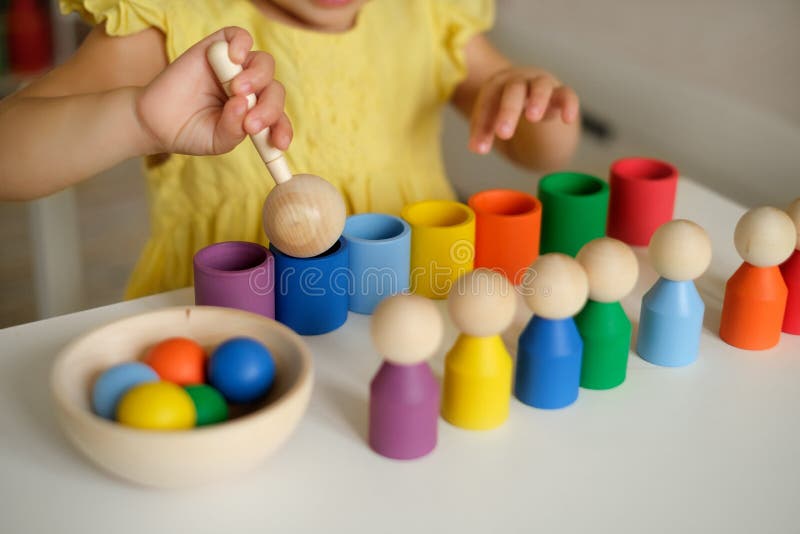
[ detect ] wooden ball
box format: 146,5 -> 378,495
371,294 -> 443,365
648,219 -> 712,281
521,253 -> 589,319
576,237 -> 639,302
263,174 -> 347,258
787,198 -> 800,250
447,269 -> 516,336
733,206 -> 796,267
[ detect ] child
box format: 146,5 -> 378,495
0,0 -> 579,298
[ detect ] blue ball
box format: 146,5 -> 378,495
208,337 -> 276,404
92,362 -> 159,420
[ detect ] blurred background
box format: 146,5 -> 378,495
1,0 -> 798,327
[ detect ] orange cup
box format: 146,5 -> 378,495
719,263 -> 788,350
468,189 -> 542,284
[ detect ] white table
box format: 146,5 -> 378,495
1,178 -> 798,534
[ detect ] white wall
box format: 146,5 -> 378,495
444,0 -> 800,208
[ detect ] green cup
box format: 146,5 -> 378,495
538,172 -> 609,256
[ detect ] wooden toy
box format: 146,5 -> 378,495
207,41 -> 346,258
91,362 -> 159,420
780,198 -> 800,334
143,337 -> 206,385
184,385 -> 229,426
719,206 -> 796,349
468,189 -> 541,284
51,306 -> 313,487
194,241 -> 275,318
401,200 -> 475,299
369,294 -> 442,460
538,172 -> 609,256
637,220 -> 711,366
117,382 -> 197,430
208,337 -> 276,404
575,237 -> 638,389
607,157 -> 678,246
342,214 -> 411,314
441,269 -> 516,429
271,237 -> 349,335
515,254 -> 588,409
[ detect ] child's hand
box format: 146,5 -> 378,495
469,67 -> 579,155
135,27 -> 292,155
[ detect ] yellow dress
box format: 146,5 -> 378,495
61,0 -> 494,298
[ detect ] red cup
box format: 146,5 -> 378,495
607,157 -> 678,246
468,189 -> 541,285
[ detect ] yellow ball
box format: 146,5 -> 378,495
116,381 -> 196,430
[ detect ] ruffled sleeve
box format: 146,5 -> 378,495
430,0 -> 495,101
59,0 -> 167,37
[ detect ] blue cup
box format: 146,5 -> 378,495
270,237 -> 349,335
342,214 -> 411,314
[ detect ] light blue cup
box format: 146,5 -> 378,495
342,214 -> 411,314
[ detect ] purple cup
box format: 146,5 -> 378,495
193,241 -> 275,318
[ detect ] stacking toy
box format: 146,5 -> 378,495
441,269 -> 516,430
607,157 -> 678,246
401,200 -> 475,299
193,241 -> 275,318
538,172 -> 609,256
369,294 -> 442,460
720,207 -> 796,349
91,362 -> 159,420
468,189 -> 541,284
271,237 -> 349,335
780,198 -> 800,334
515,254 -> 588,409
207,40 -> 346,258
116,382 -> 196,430
575,237 -> 638,390
342,213 -> 411,314
637,220 -> 711,366
143,337 -> 206,385
208,337 -> 276,404
184,385 -> 229,426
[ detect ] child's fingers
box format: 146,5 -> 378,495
525,77 -> 555,121
493,78 -> 527,140
223,27 -> 254,65
231,51 -> 275,96
469,79 -> 503,154
244,81 -> 286,135
269,112 -> 293,151
214,95 -> 249,153
550,86 -> 580,123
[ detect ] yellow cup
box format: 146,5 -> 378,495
401,200 -> 476,299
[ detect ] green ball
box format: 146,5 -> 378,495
184,384 -> 228,426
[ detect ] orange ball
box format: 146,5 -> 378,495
143,337 -> 206,385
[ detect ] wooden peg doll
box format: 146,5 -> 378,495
637,220 -> 711,366
369,294 -> 442,459
515,254 -> 588,409
720,206 -> 796,349
575,237 -> 639,390
441,269 -> 516,430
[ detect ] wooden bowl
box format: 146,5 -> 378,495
50,306 -> 314,488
